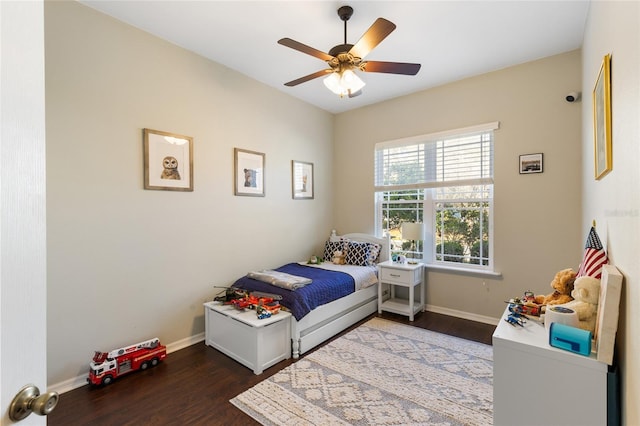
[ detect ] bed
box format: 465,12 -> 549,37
232,232 -> 390,358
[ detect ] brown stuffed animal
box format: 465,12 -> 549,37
534,268 -> 576,306
332,250 -> 346,265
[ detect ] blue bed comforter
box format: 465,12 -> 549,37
232,263 -> 355,321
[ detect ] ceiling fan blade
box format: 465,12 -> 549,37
284,69 -> 333,87
278,38 -> 334,62
348,18 -> 396,60
362,61 -> 421,75
348,89 -> 363,98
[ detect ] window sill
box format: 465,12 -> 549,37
423,263 -> 502,278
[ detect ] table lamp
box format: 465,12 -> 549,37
401,222 -> 424,262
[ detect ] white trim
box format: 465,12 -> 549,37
49,333 -> 205,394
425,304 -> 500,326
166,332 -> 205,354
375,177 -> 494,192
48,375 -> 91,396
425,263 -> 502,277
375,121 -> 500,150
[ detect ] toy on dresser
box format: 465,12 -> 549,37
534,268 -> 576,309
503,269 -> 577,327
505,291 -> 542,318
556,276 -> 601,333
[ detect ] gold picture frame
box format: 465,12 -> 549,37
292,160 -> 314,199
593,54 -> 612,180
143,128 -> 193,191
234,148 -> 265,197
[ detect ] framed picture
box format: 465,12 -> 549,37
519,153 -> 543,174
234,148 -> 265,197
593,53 -> 612,180
292,160 -> 314,199
143,128 -> 193,191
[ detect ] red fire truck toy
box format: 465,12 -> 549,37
87,337 -> 167,386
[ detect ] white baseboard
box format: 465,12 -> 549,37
425,304 -> 500,326
49,332 -> 205,395
49,374 -> 91,395
166,332 -> 205,354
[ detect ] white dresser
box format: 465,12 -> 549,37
493,307 -> 608,425
204,301 -> 291,374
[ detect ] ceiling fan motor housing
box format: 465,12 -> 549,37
328,44 -> 354,57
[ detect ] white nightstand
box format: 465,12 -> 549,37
377,260 -> 424,321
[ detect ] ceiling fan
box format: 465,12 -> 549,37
278,5 -> 421,98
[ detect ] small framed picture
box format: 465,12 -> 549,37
234,148 -> 265,197
519,153 -> 543,174
143,128 -> 193,191
292,160 -> 314,199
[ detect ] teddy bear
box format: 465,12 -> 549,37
332,250 -> 346,265
534,268 -> 576,306
557,276 -> 601,333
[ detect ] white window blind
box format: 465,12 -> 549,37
374,122 -> 498,192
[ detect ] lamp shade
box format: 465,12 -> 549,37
323,72 -> 342,94
401,222 -> 424,241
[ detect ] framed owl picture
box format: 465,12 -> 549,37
143,128 -> 193,191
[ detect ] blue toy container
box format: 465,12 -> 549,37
549,322 -> 592,356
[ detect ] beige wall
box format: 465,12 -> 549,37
333,50 -> 583,322
45,1 -> 333,387
582,2 -> 640,424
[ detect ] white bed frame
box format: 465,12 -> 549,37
290,232 -> 390,358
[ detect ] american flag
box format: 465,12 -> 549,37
576,226 -> 608,279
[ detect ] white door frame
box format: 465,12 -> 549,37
0,1 -> 48,424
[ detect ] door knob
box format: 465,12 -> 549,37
9,384 -> 59,421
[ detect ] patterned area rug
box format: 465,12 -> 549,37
231,317 -> 493,425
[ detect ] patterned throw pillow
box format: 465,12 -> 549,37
345,241 -> 371,266
367,243 -> 382,266
324,240 -> 346,261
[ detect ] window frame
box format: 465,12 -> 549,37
374,122 -> 499,273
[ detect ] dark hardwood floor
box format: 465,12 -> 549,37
48,311 -> 496,426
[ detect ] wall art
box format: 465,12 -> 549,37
144,128 -> 193,191
234,148 -> 265,197
519,153 -> 543,174
292,160 -> 314,199
593,53 -> 612,180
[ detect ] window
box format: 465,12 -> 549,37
375,122 -> 498,271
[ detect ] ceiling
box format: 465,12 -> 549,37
79,1 -> 590,114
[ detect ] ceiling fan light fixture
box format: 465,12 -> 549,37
323,68 -> 365,97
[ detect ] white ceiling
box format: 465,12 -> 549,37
79,1 -> 590,114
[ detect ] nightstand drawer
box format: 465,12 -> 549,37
380,267 -> 414,283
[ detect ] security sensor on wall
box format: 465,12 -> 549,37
565,91 -> 581,103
